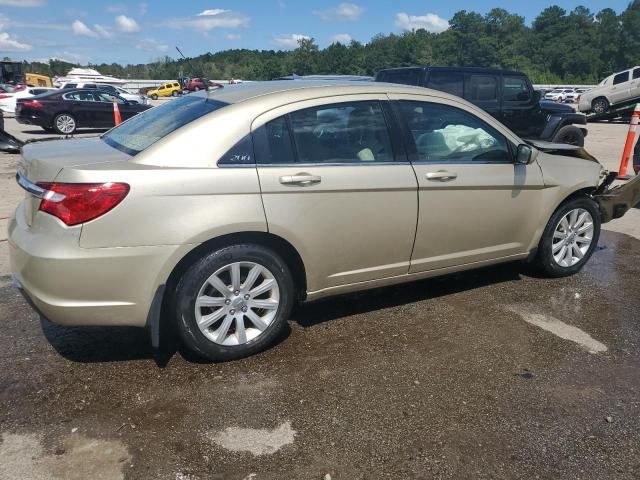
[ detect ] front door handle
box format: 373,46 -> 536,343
279,173 -> 322,186
426,171 -> 457,182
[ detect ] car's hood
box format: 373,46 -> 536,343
539,101 -> 575,113
525,139 -> 599,163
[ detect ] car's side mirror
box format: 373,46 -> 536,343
533,90 -> 541,102
515,144 -> 533,164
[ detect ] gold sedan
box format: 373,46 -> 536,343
9,81 -> 639,361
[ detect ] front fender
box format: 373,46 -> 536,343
540,113 -> 588,141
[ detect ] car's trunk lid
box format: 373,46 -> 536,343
17,137 -> 131,226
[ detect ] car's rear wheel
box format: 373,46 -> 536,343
535,196 -> 600,277
172,90 -> 178,97
151,94 -> 158,100
53,113 -> 76,135
552,125 -> 584,146
194,86 -> 200,92
173,244 -> 295,361
592,97 -> 609,115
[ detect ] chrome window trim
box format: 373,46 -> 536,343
409,160 -> 513,165
217,161 -> 411,168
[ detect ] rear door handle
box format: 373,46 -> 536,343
426,171 -> 457,182
279,173 -> 322,186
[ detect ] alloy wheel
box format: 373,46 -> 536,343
552,208 -> 594,267
55,114 -> 75,134
194,261 -> 280,346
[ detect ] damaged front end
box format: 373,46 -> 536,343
527,139 -> 640,224
593,172 -> 640,223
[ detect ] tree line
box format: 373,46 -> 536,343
21,2 -> 640,85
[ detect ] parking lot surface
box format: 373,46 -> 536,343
1,118 -> 639,479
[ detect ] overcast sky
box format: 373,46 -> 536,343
0,0 -> 631,65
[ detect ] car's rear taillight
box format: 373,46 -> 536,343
22,99 -> 43,108
0,94 -> 12,99
35,182 -> 129,226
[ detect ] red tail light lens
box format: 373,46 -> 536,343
36,182 -> 129,226
22,100 -> 43,108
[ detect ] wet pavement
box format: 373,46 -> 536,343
1,228 -> 639,479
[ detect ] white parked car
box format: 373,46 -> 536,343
544,89 -> 575,103
0,87 -> 56,114
578,66 -> 640,115
61,82 -> 148,105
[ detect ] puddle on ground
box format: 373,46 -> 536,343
507,305 -> 608,354
208,421 -> 296,456
0,431 -> 130,480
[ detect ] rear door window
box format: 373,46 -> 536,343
502,76 -> 531,102
614,72 -> 630,85
466,75 -> 498,102
426,71 -> 464,98
254,101 -> 395,164
289,101 -> 394,163
634,68 -> 640,80
253,116 -> 296,164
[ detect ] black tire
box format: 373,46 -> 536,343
52,113 -> 76,135
151,94 -> 158,100
535,196 -> 601,278
592,97 -> 609,115
552,125 -> 584,147
194,86 -> 200,92
173,244 -> 295,362
172,90 -> 178,97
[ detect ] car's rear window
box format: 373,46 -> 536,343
102,95 -> 228,155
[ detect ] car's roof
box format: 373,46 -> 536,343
377,66 -> 526,76
204,80 -> 451,105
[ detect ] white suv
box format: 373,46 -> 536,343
578,66 -> 640,115
61,82 -> 148,105
544,89 -> 575,102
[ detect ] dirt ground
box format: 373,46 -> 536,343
0,117 -> 639,479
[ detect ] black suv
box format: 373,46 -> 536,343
375,66 -> 587,146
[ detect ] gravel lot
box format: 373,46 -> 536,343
0,117 -> 639,479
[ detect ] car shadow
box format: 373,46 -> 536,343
40,262 -> 525,366
291,262 -> 524,327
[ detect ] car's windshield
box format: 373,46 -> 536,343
102,95 -> 228,155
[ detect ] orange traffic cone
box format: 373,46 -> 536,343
112,99 -> 122,126
618,103 -> 640,179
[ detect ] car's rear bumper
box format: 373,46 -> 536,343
15,111 -> 46,127
8,203 -> 190,327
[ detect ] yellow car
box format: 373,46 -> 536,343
147,82 -> 182,99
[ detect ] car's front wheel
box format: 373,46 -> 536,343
173,244 -> 295,361
151,94 -> 158,100
53,113 -> 76,135
592,97 -> 609,115
535,196 -> 601,277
